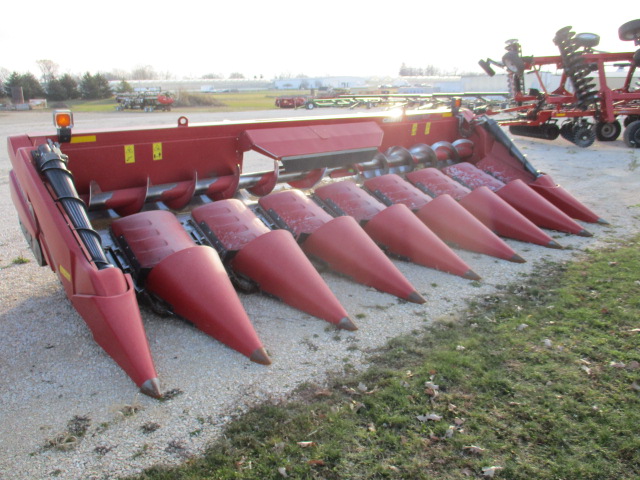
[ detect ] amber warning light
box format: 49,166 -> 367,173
54,110 -> 73,128
53,110 -> 73,142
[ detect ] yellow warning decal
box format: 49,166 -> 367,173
557,113 -> 566,117
124,145 -> 135,164
152,142 -> 163,161
411,123 -> 418,136
442,112 -> 453,118
70,135 -> 96,144
425,122 -> 431,135
59,265 -> 71,282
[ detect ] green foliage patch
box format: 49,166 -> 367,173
127,236 -> 640,480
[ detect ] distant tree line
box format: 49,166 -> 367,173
397,63 -> 476,77
399,63 -> 445,76
0,60 -> 166,102
0,59 -> 261,103
1,70 -> 114,102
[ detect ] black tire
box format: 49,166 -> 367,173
624,115 -> 640,127
543,123 -> 560,140
572,125 -> 596,148
623,120 -> 640,148
618,19 -> 640,41
305,102 -> 315,110
560,122 -> 575,142
595,120 -> 622,141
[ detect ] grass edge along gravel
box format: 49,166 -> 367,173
127,235 -> 640,480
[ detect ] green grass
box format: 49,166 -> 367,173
210,90 -> 299,111
53,98 -> 116,112
0,256 -> 30,270
60,90 -> 310,113
126,236 -> 640,480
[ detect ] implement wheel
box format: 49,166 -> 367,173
543,123 -> 560,140
560,122 -> 575,142
595,120 -> 621,141
572,124 -> 595,148
624,115 -> 640,127
623,120 -> 640,148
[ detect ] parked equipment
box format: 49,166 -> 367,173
8,104 -> 604,397
274,95 -> 308,108
115,90 -> 174,112
478,19 -> 640,147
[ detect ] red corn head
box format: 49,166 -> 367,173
314,180 -> 480,280
364,174 -> 524,263
71,268 -> 161,398
259,189 -> 425,304
111,210 -> 270,365
442,162 -> 592,236
192,200 -> 356,330
528,174 -> 607,224
416,195 -> 525,263
477,157 -> 607,224
406,168 -> 562,249
495,179 -> 593,236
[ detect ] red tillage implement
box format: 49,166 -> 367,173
478,19 -> 640,148
8,105 -> 604,397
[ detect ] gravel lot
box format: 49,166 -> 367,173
0,108 -> 638,480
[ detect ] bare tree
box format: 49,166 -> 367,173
0,67 -> 9,95
131,65 -> 158,80
202,73 -> 223,79
158,70 -> 175,81
36,59 -> 59,87
110,68 -> 131,80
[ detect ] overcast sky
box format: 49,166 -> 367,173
2,1 -> 635,80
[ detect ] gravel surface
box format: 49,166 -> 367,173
0,109 -> 638,480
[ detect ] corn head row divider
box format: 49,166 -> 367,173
8,103 -> 605,398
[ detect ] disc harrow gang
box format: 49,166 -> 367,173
553,26 -> 599,110
479,19 -> 640,148
8,108 -> 606,397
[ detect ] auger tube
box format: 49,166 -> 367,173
33,141 -> 111,270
